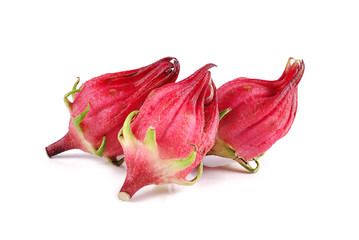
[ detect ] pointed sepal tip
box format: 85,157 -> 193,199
118,110 -> 139,145
64,78 -> 83,111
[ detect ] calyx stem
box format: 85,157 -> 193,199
45,132 -> 77,158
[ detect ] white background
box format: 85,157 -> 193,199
1,0 -> 358,239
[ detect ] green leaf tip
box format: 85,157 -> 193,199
170,144 -> 197,172
73,102 -> 90,132
118,110 -> 139,144
71,77 -> 81,100
94,136 -> 107,157
143,127 -> 157,152
64,78 -> 83,111
234,153 -> 261,173
175,161 -> 203,186
219,108 -> 231,120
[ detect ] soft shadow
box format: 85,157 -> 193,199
130,184 -> 179,202
203,165 -> 250,174
46,151 -> 127,172
203,155 -> 252,174
47,151 -> 126,166
127,163 -> 253,202
46,151 -> 107,163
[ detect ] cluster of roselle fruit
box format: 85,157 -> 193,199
46,57 -> 304,201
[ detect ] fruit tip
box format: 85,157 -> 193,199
162,56 -> 179,64
169,56 -> 178,62
118,192 -> 131,201
207,63 -> 217,68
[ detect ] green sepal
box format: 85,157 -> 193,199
69,102 -> 107,158
73,102 -> 90,133
64,78 -> 83,111
110,157 -> 125,167
118,110 -> 139,145
234,152 -> 261,173
173,162 -> 203,186
219,140 -> 260,173
143,127 -> 157,153
169,144 -> 197,172
219,108 -> 231,120
94,136 -> 107,157
209,137 -> 260,173
71,77 -> 80,100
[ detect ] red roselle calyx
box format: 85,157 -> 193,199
208,58 -> 305,172
45,57 -> 179,162
117,64 -> 219,201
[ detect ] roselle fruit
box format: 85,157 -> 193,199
46,57 -> 180,162
117,64 -> 219,200
209,58 -> 305,172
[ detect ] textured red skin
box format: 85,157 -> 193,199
215,59 -> 304,161
46,57 -> 179,160
119,64 -> 219,198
